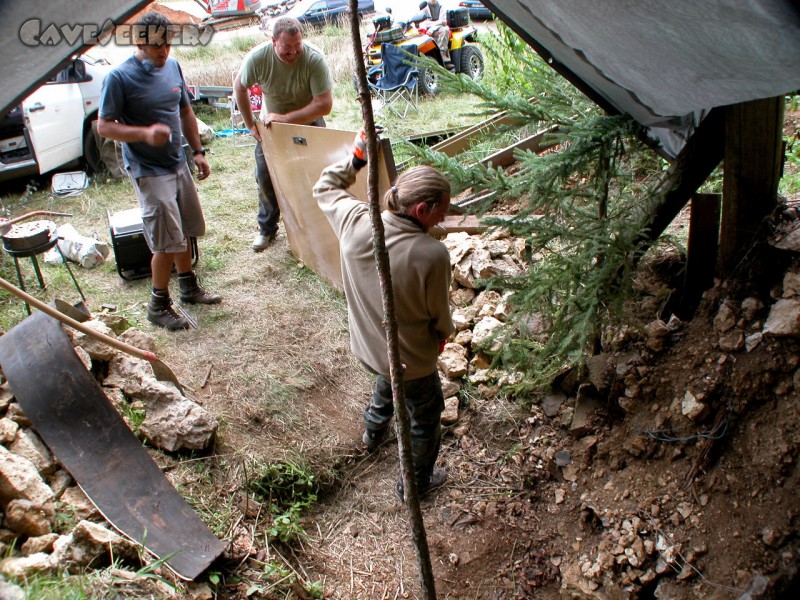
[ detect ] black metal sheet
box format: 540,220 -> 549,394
0,312 -> 226,580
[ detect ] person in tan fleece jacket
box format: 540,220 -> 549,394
313,130 -> 454,500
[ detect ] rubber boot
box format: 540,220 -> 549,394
178,272 -> 222,305
147,291 -> 191,330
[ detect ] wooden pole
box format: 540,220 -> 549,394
719,97 -> 784,276
347,3 -> 437,598
679,193 -> 721,318
634,108 -> 725,251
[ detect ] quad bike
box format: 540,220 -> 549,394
364,4 -> 484,96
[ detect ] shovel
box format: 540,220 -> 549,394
0,276 -> 184,392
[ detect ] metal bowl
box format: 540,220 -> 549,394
2,219 -> 56,252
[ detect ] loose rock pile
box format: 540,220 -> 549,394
434,206 -> 800,597
0,314 -> 218,589
437,230 -> 529,428
537,212 -> 800,596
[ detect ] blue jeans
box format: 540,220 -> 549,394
364,371 -> 444,486
254,117 -> 326,235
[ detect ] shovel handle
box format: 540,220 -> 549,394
0,276 -> 157,363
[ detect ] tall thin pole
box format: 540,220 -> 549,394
347,3 -> 437,597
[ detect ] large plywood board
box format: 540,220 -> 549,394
258,123 -> 395,291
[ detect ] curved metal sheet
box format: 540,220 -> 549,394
0,312 -> 225,580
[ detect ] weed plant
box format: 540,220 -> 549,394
248,459 -> 319,543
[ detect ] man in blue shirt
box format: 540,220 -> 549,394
99,12 -> 221,330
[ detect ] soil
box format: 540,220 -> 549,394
124,2 -> 201,25
193,200 -> 800,597
160,112 -> 798,597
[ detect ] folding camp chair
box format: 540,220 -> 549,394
369,43 -> 420,118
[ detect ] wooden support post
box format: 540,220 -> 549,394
719,96 -> 784,276
679,193 -> 721,318
636,109 -> 725,247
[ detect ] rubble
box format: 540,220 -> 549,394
433,216 -> 800,597
0,313 -> 221,583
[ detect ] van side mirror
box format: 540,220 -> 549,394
73,59 -> 86,81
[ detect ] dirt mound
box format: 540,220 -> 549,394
288,205 -> 800,599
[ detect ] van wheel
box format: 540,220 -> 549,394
83,121 -> 103,173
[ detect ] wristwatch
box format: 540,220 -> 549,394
192,148 -> 206,156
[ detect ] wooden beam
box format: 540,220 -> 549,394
633,108 -> 725,251
718,96 -> 785,276
679,193 -> 721,318
478,125 -> 560,169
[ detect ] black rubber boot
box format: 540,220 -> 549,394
178,272 -> 222,305
396,467 -> 447,502
147,292 -> 191,330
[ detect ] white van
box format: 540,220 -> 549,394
0,54 -> 113,183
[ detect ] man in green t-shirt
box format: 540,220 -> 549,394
233,17 -> 333,252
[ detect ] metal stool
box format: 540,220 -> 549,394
3,236 -> 85,315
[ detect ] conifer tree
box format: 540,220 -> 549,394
404,23 -> 667,388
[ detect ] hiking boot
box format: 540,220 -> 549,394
362,428 -> 388,452
178,272 -> 222,305
395,467 -> 447,502
252,231 -> 277,252
147,293 -> 191,331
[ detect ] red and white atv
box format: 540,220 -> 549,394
193,0 -> 269,30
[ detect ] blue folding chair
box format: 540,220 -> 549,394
369,43 -> 420,118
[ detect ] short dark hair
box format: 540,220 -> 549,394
134,12 -> 173,46
272,17 -> 303,39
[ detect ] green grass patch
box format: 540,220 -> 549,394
248,459 -> 319,543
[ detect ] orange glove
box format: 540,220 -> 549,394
351,125 -> 385,169
352,128 -> 368,164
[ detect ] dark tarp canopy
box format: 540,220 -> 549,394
482,0 -> 800,157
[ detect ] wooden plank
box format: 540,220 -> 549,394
430,109 -> 520,157
719,97 -> 784,275
436,215 -> 485,236
258,123 -> 396,292
680,193 -> 721,317
478,125 -> 560,169
0,313 -> 226,581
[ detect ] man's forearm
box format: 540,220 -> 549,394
271,91 -> 333,125
97,118 -> 147,143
